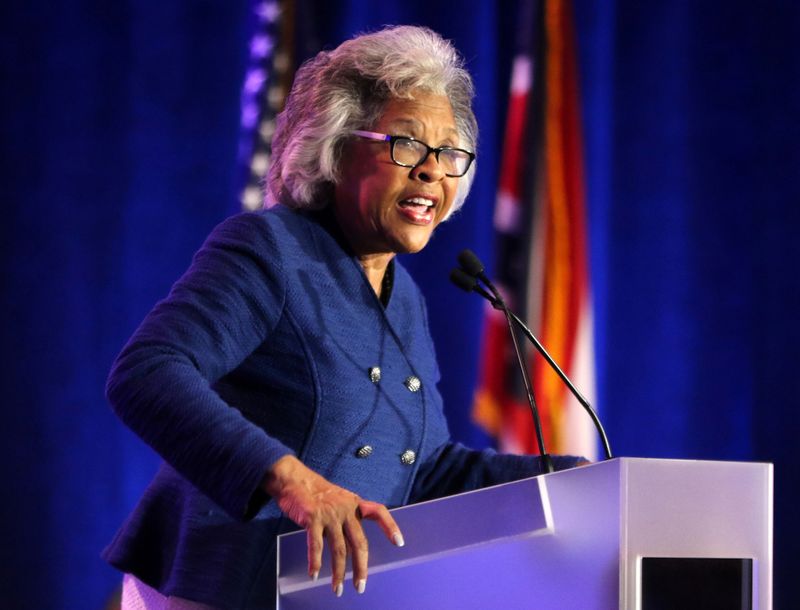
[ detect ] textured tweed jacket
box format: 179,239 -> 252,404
103,206 -> 575,609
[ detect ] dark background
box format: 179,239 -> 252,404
2,1 -> 797,608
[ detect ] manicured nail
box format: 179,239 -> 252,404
310,571 -> 319,582
393,532 -> 405,547
356,579 -> 367,594
335,582 -> 344,597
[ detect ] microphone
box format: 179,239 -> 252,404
457,250 -> 504,304
453,251 -> 553,472
452,249 -> 613,462
449,268 -> 501,310
456,249 -> 486,280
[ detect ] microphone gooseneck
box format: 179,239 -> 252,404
505,309 -> 613,460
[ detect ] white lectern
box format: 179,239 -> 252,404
277,458 -> 772,609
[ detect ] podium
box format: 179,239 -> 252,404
276,458 -> 772,609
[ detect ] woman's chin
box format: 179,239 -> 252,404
390,227 -> 435,254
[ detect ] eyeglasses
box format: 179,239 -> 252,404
352,130 -> 475,178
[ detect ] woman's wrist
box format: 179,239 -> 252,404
262,454 -> 306,497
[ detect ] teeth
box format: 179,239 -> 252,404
403,197 -> 434,207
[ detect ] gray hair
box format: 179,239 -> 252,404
266,25 -> 477,214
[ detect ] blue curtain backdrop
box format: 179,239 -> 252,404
2,1 -> 797,608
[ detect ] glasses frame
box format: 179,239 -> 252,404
351,130 -> 475,178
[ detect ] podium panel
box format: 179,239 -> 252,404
277,458 -> 772,609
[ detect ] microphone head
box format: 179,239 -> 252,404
449,267 -> 478,292
457,249 -> 485,277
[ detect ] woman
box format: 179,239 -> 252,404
104,25 -> 582,609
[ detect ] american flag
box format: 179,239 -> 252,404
473,0 -> 597,460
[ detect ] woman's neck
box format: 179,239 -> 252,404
323,204 -> 395,298
357,252 -> 394,298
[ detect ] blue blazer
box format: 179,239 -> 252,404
103,207 -> 577,608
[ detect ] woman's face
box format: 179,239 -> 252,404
333,92 -> 461,257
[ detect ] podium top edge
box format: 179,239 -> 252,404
598,456 -> 773,467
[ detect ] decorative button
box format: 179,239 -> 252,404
404,375 -> 421,392
368,367 -> 381,383
356,445 -> 373,458
400,450 -> 416,465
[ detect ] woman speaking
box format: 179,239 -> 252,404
103,25 -> 582,609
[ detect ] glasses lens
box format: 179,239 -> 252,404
392,138 -> 427,166
439,149 -> 472,177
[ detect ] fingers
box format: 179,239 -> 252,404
358,500 -> 405,547
328,510 -> 370,595
309,501 -> 394,598
270,460 -> 400,599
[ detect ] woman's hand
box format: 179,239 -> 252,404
262,455 -> 404,597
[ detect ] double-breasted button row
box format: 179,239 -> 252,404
360,367 -> 419,465
355,445 -> 417,466
366,367 -> 422,393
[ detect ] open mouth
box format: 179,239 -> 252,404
397,196 -> 436,225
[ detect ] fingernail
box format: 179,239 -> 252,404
335,582 -> 344,597
393,532 -> 405,547
356,579 -> 367,594
310,571 -> 319,582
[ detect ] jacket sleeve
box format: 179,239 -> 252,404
408,441 -> 585,504
106,213 -> 294,521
